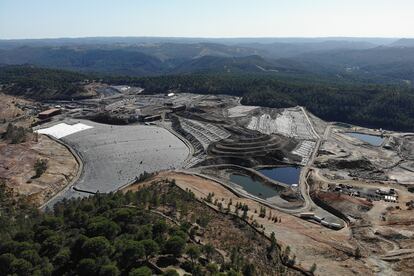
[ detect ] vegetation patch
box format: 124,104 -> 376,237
2,123 -> 29,144
0,179 -> 298,275
33,159 -> 48,179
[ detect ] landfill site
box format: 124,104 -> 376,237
3,83 -> 414,275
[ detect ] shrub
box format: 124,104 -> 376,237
163,269 -> 179,276
4,123 -> 27,144
129,266 -> 152,276
33,159 -> 48,179
310,263 -> 317,274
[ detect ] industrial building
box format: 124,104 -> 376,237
38,108 -> 61,119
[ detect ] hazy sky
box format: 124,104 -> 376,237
1,0 -> 413,39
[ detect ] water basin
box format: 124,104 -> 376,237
229,174 -> 280,199
258,167 -> 301,185
346,132 -> 384,146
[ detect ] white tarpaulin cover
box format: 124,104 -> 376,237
36,123 -> 93,139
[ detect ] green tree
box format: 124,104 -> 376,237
39,257 -> 53,276
268,232 -> 277,254
54,247 -> 71,268
99,264 -> 120,276
282,245 -> 291,263
140,239 -> 159,260
116,239 -> 145,267
0,253 -> 16,275
197,214 -> 210,228
40,215 -> 63,230
11,258 -> 33,276
230,247 -> 243,271
227,269 -> 242,276
87,218 -> 121,240
40,234 -> 63,258
164,236 -> 186,257
206,262 -> 219,274
112,208 -> 135,225
4,123 -> 27,144
82,236 -> 114,258
129,266 -> 152,276
186,244 -> 201,267
153,220 -> 168,238
77,258 -> 97,276
243,263 -> 255,276
19,249 -> 41,266
33,159 -> 48,178
355,247 -> 362,259
310,263 -> 317,274
163,269 -> 179,276
242,208 -> 248,220
259,207 -> 266,218
205,192 -> 214,203
203,243 -> 215,261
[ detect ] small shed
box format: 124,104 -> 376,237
172,105 -> 186,112
38,108 -> 61,119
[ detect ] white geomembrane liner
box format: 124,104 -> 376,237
36,123 -> 93,139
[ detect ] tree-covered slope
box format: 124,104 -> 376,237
2,65 -> 414,131
0,65 -> 89,100
0,180 -> 297,276
0,47 -> 166,76
113,73 -> 414,131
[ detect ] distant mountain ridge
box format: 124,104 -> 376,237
0,37 -> 413,83
171,55 -> 291,74
0,36 -> 398,49
390,38 -> 414,47
284,46 -> 414,82
0,47 -> 166,75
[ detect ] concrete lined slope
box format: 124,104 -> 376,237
35,123 -> 93,139
56,119 -> 189,193
247,107 -> 318,140
178,117 -> 230,150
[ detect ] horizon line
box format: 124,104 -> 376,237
0,35 -> 410,41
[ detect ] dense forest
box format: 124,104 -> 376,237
0,180 -> 295,276
2,65 -> 414,131
107,74 -> 414,131
0,65 -> 88,100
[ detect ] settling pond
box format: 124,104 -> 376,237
229,166 -> 301,200
346,132 -> 384,146
230,174 -> 279,199
258,167 -> 301,185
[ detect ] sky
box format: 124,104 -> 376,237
1,0 -> 414,39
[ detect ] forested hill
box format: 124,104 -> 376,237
0,180 -> 296,275
0,65 -> 90,100
2,65 -> 414,132
1,40 -> 414,83
108,74 -> 414,132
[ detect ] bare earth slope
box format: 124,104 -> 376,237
0,134 -> 78,206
